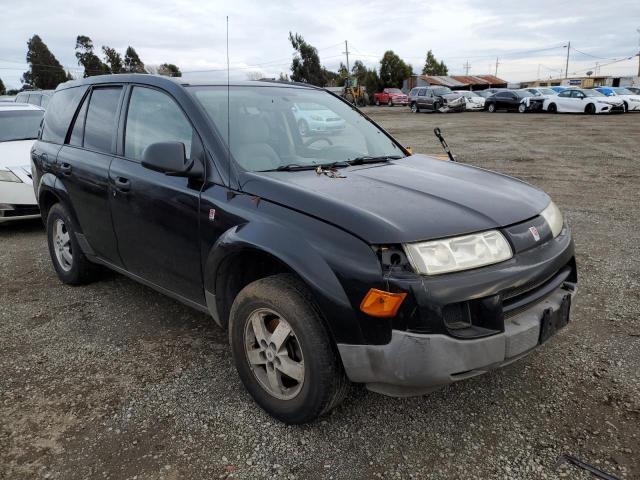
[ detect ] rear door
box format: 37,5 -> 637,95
109,85 -> 205,303
56,85 -> 123,264
416,88 -> 428,109
555,90 -> 573,112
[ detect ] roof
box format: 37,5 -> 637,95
56,74 -> 317,91
0,103 -> 44,111
417,74 -> 507,87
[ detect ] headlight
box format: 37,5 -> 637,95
540,201 -> 563,238
310,115 -> 323,121
0,170 -> 22,183
403,230 -> 512,275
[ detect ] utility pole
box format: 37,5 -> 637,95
636,28 -> 640,77
463,60 -> 471,75
537,64 -> 541,80
564,41 -> 570,79
343,40 -> 351,80
494,57 -> 499,77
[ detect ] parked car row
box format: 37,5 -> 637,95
13,90 -> 53,108
401,85 -> 639,115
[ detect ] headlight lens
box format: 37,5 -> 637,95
540,201 -> 563,237
0,170 -> 22,183
403,230 -> 512,275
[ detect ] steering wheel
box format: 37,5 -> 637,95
304,136 -> 333,147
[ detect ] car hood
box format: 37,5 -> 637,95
0,139 -> 35,168
240,154 -> 550,244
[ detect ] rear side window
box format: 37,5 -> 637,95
41,95 -> 50,108
28,94 -> 42,106
41,86 -> 88,144
124,86 -> 193,161
68,93 -> 89,147
16,93 -> 28,103
83,87 -> 122,154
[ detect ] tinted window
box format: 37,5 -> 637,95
16,93 -> 28,103
570,90 -> 584,98
83,87 -> 122,154
417,89 -> 426,96
41,86 -> 88,144
496,92 -> 509,98
68,92 -> 89,147
0,110 -> 44,142
558,90 -> 571,97
125,87 -> 193,161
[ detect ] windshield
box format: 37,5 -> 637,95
515,91 -> 534,98
613,87 -> 633,95
0,110 -> 43,142
583,89 -> 605,97
458,91 -> 474,98
539,88 -> 556,95
189,85 -> 404,172
386,88 -> 402,94
432,87 -> 452,96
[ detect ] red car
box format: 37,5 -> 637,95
373,88 -> 408,106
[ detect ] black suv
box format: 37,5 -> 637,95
32,75 -> 577,424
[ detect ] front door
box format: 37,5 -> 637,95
109,85 -> 205,304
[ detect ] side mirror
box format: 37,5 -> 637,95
141,141 -> 200,177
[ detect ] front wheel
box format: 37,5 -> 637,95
487,103 -> 496,113
410,102 -> 419,113
518,103 -> 526,113
623,102 -> 628,113
585,103 -> 596,115
229,274 -> 349,424
387,99 -> 393,107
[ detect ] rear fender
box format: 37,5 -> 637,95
37,173 -> 83,233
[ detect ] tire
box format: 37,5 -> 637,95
229,274 -> 349,424
375,99 -> 380,106
623,102 -> 628,113
487,103 -> 496,113
518,103 -> 526,113
410,102 -> 419,113
547,103 -> 557,113
387,99 -> 393,107
585,103 -> 596,115
433,101 -> 441,112
46,203 -> 95,285
297,119 -> 309,136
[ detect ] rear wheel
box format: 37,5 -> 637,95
487,103 -> 496,113
229,274 -> 349,424
387,99 -> 393,107
547,103 -> 557,113
375,99 -> 380,106
46,203 -> 95,285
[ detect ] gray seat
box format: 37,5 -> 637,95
232,116 -> 280,171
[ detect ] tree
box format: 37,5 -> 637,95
22,35 -> 68,89
158,63 -> 181,77
123,47 -> 146,73
278,72 -> 289,82
0,78 -> 5,95
289,32 -> 326,86
422,50 -> 448,76
351,60 -> 368,84
379,50 -> 412,88
363,68 -> 382,101
75,36 -> 110,77
102,46 -> 123,73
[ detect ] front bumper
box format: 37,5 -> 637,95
597,103 -> 624,113
0,204 -> 41,223
338,284 -> 575,396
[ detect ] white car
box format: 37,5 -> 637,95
524,87 -> 558,100
543,88 -> 624,114
595,87 -> 640,112
457,91 -> 486,111
0,103 -> 44,223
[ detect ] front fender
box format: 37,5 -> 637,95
204,219 -> 384,345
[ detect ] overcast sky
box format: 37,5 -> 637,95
1,0 -> 639,89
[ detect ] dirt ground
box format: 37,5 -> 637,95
1,108 -> 639,480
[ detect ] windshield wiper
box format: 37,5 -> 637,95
263,161 -> 350,172
347,155 -> 402,165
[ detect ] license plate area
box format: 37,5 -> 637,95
539,293 -> 571,344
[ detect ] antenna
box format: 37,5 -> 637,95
226,16 -> 231,189
463,60 -> 471,76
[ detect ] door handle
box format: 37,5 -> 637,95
59,162 -> 72,175
115,177 -> 131,192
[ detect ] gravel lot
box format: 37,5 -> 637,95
1,108 -> 639,480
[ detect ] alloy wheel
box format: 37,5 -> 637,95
53,218 -> 73,272
244,308 -> 305,400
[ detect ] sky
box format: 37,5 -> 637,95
1,0 -> 640,90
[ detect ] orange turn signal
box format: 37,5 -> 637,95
360,289 -> 407,318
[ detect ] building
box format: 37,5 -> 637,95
518,75 -> 639,89
403,74 -> 508,92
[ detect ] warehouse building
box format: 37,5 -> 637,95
518,75 -> 639,89
403,74 -> 508,92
